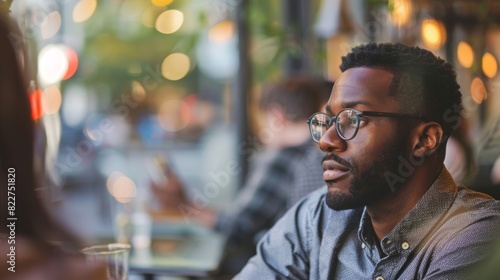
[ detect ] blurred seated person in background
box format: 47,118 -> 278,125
286,80 -> 334,207
0,11 -> 105,280
470,115 -> 500,199
150,76 -> 328,273
493,157 -> 500,185
236,43 -> 500,279
444,114 -> 476,185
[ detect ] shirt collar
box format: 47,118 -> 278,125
357,167 -> 457,255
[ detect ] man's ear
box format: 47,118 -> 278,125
412,122 -> 444,158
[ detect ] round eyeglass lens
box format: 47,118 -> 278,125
310,114 -> 329,142
337,109 -> 359,140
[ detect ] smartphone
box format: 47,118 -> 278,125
145,155 -> 170,186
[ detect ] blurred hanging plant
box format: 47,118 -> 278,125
247,0 -> 327,82
73,0 -> 203,100
247,0 -> 287,81
72,0 -> 327,100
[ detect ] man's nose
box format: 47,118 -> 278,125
318,126 -> 347,153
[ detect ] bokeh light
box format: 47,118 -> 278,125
161,53 -> 190,80
41,11 -> 61,39
389,0 -> 413,26
63,47 -> 79,80
38,45 -> 69,85
112,175 -> 137,203
157,99 -> 191,132
155,9 -> 184,34
73,0 -> 97,23
482,52 -> 498,78
421,19 -> 446,50
30,89 -> 43,120
107,171 -> 125,195
151,0 -> 173,7
42,85 -> 62,115
470,77 -> 487,104
457,41 -> 474,68
209,20 -> 234,44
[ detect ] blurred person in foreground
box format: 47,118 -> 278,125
235,43 -> 500,279
150,76 -> 328,273
0,11 -> 105,280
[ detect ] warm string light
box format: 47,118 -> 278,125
482,52 -> 498,78
389,0 -> 413,26
421,19 -> 446,50
457,41 -> 474,69
455,41 -> 497,105
470,77 -> 487,104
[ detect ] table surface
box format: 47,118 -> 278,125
128,221 -> 227,277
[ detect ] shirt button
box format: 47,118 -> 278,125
401,241 -> 410,250
361,243 -> 366,249
375,276 -> 384,280
384,239 -> 391,245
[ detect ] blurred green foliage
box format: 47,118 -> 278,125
0,0 -> 14,12
70,0 -> 325,100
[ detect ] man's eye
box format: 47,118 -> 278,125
314,120 -> 328,126
349,117 -> 358,127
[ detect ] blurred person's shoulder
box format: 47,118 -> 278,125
0,237 -> 106,280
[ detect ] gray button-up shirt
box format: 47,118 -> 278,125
235,168 -> 500,279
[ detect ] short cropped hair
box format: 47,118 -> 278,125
259,76 -> 329,122
340,43 -> 462,136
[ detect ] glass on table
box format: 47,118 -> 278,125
81,243 -> 131,280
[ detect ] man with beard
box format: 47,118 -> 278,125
235,43 -> 500,279
150,76 -> 328,275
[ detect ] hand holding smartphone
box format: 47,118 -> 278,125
145,155 -> 188,217
145,155 -> 170,186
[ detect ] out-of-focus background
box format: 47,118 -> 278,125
7,0 -> 500,248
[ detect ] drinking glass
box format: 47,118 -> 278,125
81,243 -> 131,280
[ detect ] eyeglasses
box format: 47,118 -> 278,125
307,108 -> 425,142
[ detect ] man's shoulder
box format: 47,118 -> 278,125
441,185 -> 500,232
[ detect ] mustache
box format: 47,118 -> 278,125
322,153 -> 352,169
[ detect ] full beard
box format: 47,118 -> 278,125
326,142 -> 406,210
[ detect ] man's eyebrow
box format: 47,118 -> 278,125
325,101 -> 373,115
342,101 -> 373,108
